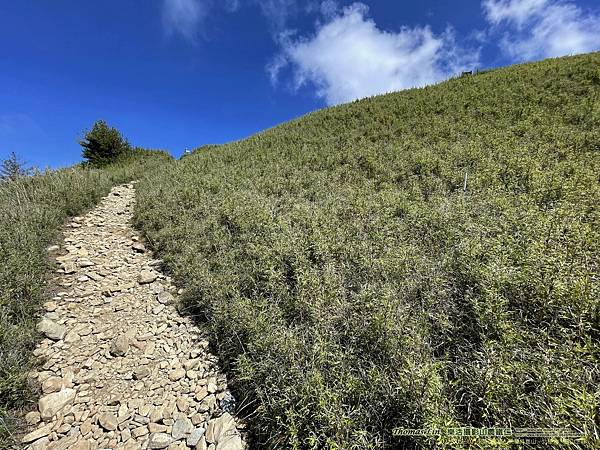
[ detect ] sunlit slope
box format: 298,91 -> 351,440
135,53 -> 600,449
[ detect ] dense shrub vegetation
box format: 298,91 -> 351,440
80,120 -> 132,166
135,53 -> 600,449
0,150 -> 171,444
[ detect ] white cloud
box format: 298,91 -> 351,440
162,0 -> 207,42
267,53 -> 288,86
483,0 -> 600,60
484,0 -> 547,26
271,3 -> 477,105
319,0 -> 339,19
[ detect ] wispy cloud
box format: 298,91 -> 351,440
254,0 -> 300,37
162,0 -> 207,42
0,113 -> 45,136
483,0 -> 600,60
270,3 -> 478,105
162,0 -> 299,42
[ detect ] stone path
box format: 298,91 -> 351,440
23,183 -> 246,450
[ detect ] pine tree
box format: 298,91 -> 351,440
80,120 -> 131,166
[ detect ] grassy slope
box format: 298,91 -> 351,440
136,53 -> 600,449
0,150 -> 171,446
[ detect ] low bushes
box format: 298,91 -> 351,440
134,53 -> 600,449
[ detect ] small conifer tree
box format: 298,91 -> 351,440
80,120 -> 131,166
0,152 -> 32,181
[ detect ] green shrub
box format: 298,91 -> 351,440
0,149 -> 171,446
135,53 -> 600,449
80,120 -> 132,166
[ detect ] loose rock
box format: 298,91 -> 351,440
138,269 -> 158,284
172,417 -> 193,440
38,388 -> 76,420
187,427 -> 205,447
99,412 -> 118,431
24,410 -> 41,426
21,423 -> 53,443
110,334 -> 130,356
148,433 -> 173,449
36,318 -> 66,341
169,368 -> 186,382
132,242 -> 146,252
41,376 -> 63,394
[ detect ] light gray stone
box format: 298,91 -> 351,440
99,412 -> 118,431
134,366 -> 151,380
148,432 -> 173,449
46,434 -> 78,450
139,270 -> 158,284
110,334 -> 130,356
62,263 -> 76,274
157,291 -> 174,305
169,368 -> 186,382
41,376 -> 63,394
206,414 -> 239,445
195,437 -> 208,450
187,427 -> 205,447
28,437 -> 51,450
172,417 -> 193,440
216,435 -> 244,450
21,423 -> 53,443
24,410 -> 41,425
37,318 -> 66,341
70,440 -> 93,450
38,388 -> 76,419
198,395 -> 216,413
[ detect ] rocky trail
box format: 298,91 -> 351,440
22,184 -> 245,450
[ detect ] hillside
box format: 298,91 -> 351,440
134,53 -> 600,449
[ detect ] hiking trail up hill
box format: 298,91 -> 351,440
22,183 -> 245,450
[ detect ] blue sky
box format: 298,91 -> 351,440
1,0 -> 599,168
